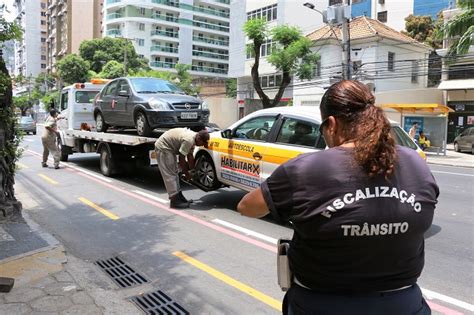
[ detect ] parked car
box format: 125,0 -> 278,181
17,116 -> 36,135
93,77 -> 210,136
453,127 -> 474,153
193,106 -> 426,192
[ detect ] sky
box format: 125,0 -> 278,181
2,0 -> 15,22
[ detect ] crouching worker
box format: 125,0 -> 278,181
155,128 -> 209,209
42,109 -> 62,169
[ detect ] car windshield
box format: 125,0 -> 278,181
75,91 -> 99,103
391,126 -> 417,150
19,116 -> 34,123
130,78 -> 184,94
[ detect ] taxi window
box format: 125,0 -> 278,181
75,91 -> 98,103
391,126 -> 417,150
276,118 -> 320,148
233,116 -> 276,141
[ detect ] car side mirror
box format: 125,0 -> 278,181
221,129 -> 232,139
118,90 -> 129,97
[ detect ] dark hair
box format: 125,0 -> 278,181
320,80 -> 397,179
197,129 -> 210,142
49,108 -> 58,116
412,122 -> 418,126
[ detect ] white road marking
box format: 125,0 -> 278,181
24,139 -> 34,142
212,219 -> 278,245
213,218 -> 474,312
422,288 -> 474,312
431,170 -> 474,177
0,226 -> 15,241
133,190 -> 169,204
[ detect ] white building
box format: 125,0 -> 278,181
230,0 -> 326,106
103,0 -> 231,78
13,0 -> 48,78
294,16 -> 432,106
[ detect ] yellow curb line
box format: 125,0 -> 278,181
17,162 -> 29,169
78,197 -> 120,220
38,173 -> 58,185
173,251 -> 281,311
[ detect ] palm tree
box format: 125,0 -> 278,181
443,0 -> 474,56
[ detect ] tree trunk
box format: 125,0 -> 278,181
251,41 -> 271,108
271,71 -> 292,107
0,58 -> 22,219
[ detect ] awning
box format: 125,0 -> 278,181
437,79 -> 474,90
378,103 -> 454,115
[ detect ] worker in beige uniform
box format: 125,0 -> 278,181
41,109 -> 62,169
155,128 -> 209,209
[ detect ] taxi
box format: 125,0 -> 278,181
193,106 -> 425,192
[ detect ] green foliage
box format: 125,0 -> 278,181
79,37 -> 150,73
41,91 -> 59,112
134,64 -> 200,95
402,14 -> 442,49
134,69 -> 175,81
243,18 -> 268,45
443,0 -> 474,56
0,17 -> 22,42
12,95 -> 31,116
98,60 -> 125,79
225,78 -> 237,98
57,54 -> 90,84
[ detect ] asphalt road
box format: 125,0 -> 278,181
15,135 -> 473,314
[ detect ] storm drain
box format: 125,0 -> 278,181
95,256 -> 148,288
130,290 -> 189,315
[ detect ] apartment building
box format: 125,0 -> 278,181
103,0 -> 231,78
46,0 -> 103,73
347,0 -> 453,31
13,0 -> 48,77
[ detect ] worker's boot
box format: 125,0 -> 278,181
178,191 -> 193,204
169,195 -> 189,209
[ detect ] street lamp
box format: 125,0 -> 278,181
303,2 -> 327,22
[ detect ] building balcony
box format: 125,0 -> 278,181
151,45 -> 179,54
106,0 -> 122,4
192,50 -> 228,60
193,36 -> 228,47
191,65 -> 227,74
150,61 -> 177,69
193,20 -> 229,33
106,29 -> 122,36
152,0 -> 229,19
150,29 -> 179,39
107,12 -> 123,20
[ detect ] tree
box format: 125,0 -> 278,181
12,95 -> 30,116
57,54 -> 90,84
244,19 -> 319,108
79,37 -> 149,74
402,14 -> 442,49
0,15 -> 23,217
442,0 -> 474,56
225,78 -> 237,98
174,64 -> 200,95
41,91 -> 59,112
98,60 -> 125,79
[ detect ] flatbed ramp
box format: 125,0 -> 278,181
64,130 -> 157,146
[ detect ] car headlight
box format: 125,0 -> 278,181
201,101 -> 209,110
148,98 -> 169,110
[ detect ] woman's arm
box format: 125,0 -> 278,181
237,188 -> 270,218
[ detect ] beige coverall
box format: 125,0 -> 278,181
42,116 -> 60,168
155,128 -> 196,197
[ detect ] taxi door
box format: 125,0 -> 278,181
261,116 -> 324,182
216,115 -> 279,192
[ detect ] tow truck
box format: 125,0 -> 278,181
56,79 -> 158,177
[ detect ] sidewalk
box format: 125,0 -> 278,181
0,185 -> 141,315
425,144 -> 474,168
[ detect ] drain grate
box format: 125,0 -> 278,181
130,290 -> 189,315
95,256 -> 148,288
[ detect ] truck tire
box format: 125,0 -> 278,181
96,112 -> 108,133
195,154 -> 220,190
135,112 -> 152,137
58,141 -> 69,162
99,145 -> 116,177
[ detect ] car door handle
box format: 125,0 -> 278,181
253,152 -> 262,160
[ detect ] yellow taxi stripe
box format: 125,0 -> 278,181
38,173 -> 58,185
17,162 -> 29,169
78,197 -> 120,220
173,251 -> 282,311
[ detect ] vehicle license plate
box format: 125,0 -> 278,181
181,112 -> 198,119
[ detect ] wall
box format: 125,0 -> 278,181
375,87 -> 444,104
24,0 -> 42,77
372,0 -> 413,31
70,1 -> 95,53
447,90 -> 474,102
207,97 -> 239,128
351,0 -> 372,18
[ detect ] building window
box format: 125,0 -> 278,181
139,23 -> 145,31
137,39 -> 145,46
377,11 -> 387,22
41,20 -> 46,25
41,11 -> 46,17
41,64 -> 46,68
41,38 -> 46,42
140,8 -> 146,15
247,4 -> 277,22
246,44 -> 255,59
388,52 -> 394,71
260,39 -> 273,57
41,55 -> 46,60
411,60 -> 418,83
329,0 -> 343,5
41,3 -> 46,9
352,60 -> 362,72
313,60 -> 322,77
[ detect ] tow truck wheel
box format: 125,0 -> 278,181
195,154 -> 220,190
96,112 -> 108,133
58,141 -> 69,162
99,145 -> 116,177
135,112 -> 152,137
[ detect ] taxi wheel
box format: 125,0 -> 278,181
196,154 -> 220,190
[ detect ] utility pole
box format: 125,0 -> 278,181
340,0 -> 351,80
124,46 -> 128,76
